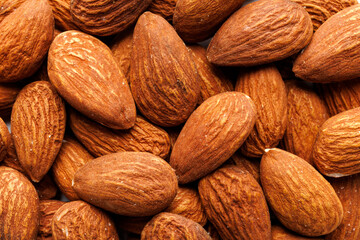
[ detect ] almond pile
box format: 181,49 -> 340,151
1,0 -> 360,239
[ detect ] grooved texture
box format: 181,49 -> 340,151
0,83 -> 21,117
207,0 -> 313,66
198,165 -> 271,240
0,166 -> 39,240
0,117 -> 11,162
11,81 -> 66,182
231,152 -> 260,183
111,29 -> 133,82
69,109 -> 171,159
271,225 -> 324,239
312,107 -> 360,177
148,0 -> 177,22
48,0 -> 80,30
141,212 -> 211,240
170,92 -> 256,184
0,0 -> 54,82
38,200 -> 66,239
130,12 -> 200,127
235,64 -> 287,157
73,152 -> 178,216
51,201 -> 119,240
260,148 -> 343,236
48,30 -> 136,130
70,0 -> 152,36
2,133 -> 24,173
293,4 -> 360,82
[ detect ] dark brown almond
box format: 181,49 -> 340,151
111,28 -> 133,82
48,0 -> 80,30
148,0 -> 177,22
115,216 -> 152,235
34,174 -> 58,200
0,83 -> 21,117
0,117 -> 11,162
38,200 -> 66,239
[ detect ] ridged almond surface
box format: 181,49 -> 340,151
0,83 -> 21,117
111,29 -> 133,82
272,225 -> 324,240
0,0 -> 54,82
48,30 -> 136,130
11,81 -> 66,182
0,117 -> 11,162
207,0 -> 313,66
130,12 -> 200,127
312,107 -> 360,177
170,92 -> 256,184
231,152 -> 260,183
69,109 -> 171,159
73,152 -> 178,216
48,0 -> 80,30
51,200 -> 119,240
283,80 -> 329,164
148,0 -> 177,22
235,64 -> 287,157
0,166 -> 40,239
141,212 -> 211,240
2,133 -> 24,173
70,0 -> 152,36
38,200 -> 65,239
293,4 -> 360,82
173,0 -> 245,43
261,148 -> 343,236
52,137 -> 93,200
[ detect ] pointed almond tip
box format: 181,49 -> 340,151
264,148 -> 275,153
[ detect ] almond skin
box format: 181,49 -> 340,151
73,151 -> 178,217
38,200 -> 66,239
261,148 -> 343,236
231,152 -> 260,183
0,117 -> 11,162
1,133 -> 24,173
48,30 -> 136,130
148,0 -> 177,22
170,92 -> 256,184
48,0 -> 80,30
11,81 -> 66,182
0,83 -> 21,117
272,225 -> 324,240
207,0 -> 313,67
34,174 -> 58,200
130,11 -> 200,127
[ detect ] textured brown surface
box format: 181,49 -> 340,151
312,107 -> 360,177
11,81 -> 66,182
130,12 -> 200,127
170,92 -> 256,184
34,174 -> 58,200
51,200 -> 119,240
0,0 -> 54,82
0,117 -> 11,162
141,212 -> 211,240
1,133 -> 24,173
148,0 -> 177,22
73,152 -> 178,216
207,0 -> 313,66
173,0 -> 245,42
231,152 -> 260,183
38,200 -> 65,239
199,165 -> 271,240
48,30 -> 136,130
69,109 -> 171,159
261,148 -> 343,236
111,29 -> 133,82
115,216 -> 152,235
0,83 -> 21,117
235,64 -> 287,157
70,0 -> 152,36
272,225 -> 324,239
283,80 -> 329,164
52,137 -> 93,200
0,166 -> 40,239
48,0 -> 80,30
293,4 -> 360,82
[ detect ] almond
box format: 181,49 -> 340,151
34,174 -> 58,200
111,28 -> 133,82
148,0 -> 177,22
38,200 -> 65,239
0,83 -> 21,117
115,216 -> 152,235
0,117 -> 11,162
48,0 -> 80,31
2,133 -> 24,173
272,225 -> 324,240
231,152 -> 260,183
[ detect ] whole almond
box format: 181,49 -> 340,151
0,83 -> 21,117
272,225 -> 324,240
261,148 -> 343,236
38,200 -> 66,239
11,81 -> 66,182
48,30 -> 136,130
48,0 -> 80,30
148,0 -> 177,22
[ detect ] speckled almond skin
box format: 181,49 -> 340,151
48,0 -> 79,30
0,83 -> 21,117
272,225 -> 324,240
293,4 -> 360,82
48,30 -> 136,130
170,92 -> 256,184
0,117 -> 11,162
51,201 -> 119,240
38,200 -> 66,239
141,212 -> 212,240
0,166 -> 40,240
11,81 -> 66,182
312,107 -> 360,177
73,152 -> 178,217
261,148 -> 343,236
0,0 -> 54,82
148,0 -> 177,22
130,12 -> 200,127
207,0 -> 313,67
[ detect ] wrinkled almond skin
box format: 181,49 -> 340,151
312,107 -> 360,177
235,64 -> 287,157
111,29 -> 133,82
170,92 -> 256,184
1,133 -> 24,173
272,225 -> 324,240
0,83 -> 21,117
70,0 -> 152,36
284,80 -> 329,164
0,166 -> 40,240
48,30 -> 136,130
11,81 -> 66,182
141,212 -> 212,240
130,12 -> 200,127
38,200 -> 66,239
148,0 -> 177,22
73,152 -> 178,217
69,109 -> 171,159
48,0 -> 80,30
52,200 -> 119,240
34,174 -> 58,200
207,0 -> 313,67
198,165 -> 271,240
231,152 -> 260,183
0,0 -> 54,82
173,0 -> 245,43
0,117 -> 11,162
261,148 -> 343,236
293,4 -> 360,82
52,137 -> 93,200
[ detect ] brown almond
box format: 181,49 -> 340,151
111,28 -> 133,82
2,133 -> 24,173
0,83 -> 21,117
34,174 -> 58,200
115,216 -> 152,235
272,225 -> 324,240
231,152 -> 260,183
38,200 -> 66,239
0,117 -> 11,162
148,0 -> 177,22
48,0 -> 80,31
